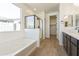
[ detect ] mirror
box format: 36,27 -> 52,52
63,15 -> 73,27
75,14 -> 79,27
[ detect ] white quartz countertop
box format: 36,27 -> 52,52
63,30 -> 79,40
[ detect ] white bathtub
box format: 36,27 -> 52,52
0,29 -> 40,56
0,39 -> 37,56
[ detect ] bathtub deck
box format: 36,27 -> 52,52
0,39 -> 37,56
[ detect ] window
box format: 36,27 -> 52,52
0,3 -> 20,32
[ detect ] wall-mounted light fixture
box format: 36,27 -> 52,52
64,16 -> 68,19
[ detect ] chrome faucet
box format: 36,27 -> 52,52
75,27 -> 79,30
75,27 -> 79,33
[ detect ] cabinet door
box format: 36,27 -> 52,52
66,38 -> 68,53
63,33 -> 68,53
63,33 -> 66,50
66,34 -> 71,55
71,42 -> 77,56
77,41 -> 79,56
67,39 -> 71,55
78,48 -> 79,56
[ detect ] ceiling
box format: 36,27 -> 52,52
25,3 -> 59,13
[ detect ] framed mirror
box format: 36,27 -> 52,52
75,14 -> 79,27
63,15 -> 73,27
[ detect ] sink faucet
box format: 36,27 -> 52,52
77,28 -> 79,33
75,27 -> 79,33
75,27 -> 79,30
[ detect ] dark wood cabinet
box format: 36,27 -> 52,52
63,33 -> 66,50
63,33 -> 71,55
71,42 -> 77,56
67,38 -> 71,55
63,32 -> 79,56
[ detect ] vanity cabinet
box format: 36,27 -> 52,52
63,33 -> 66,50
70,37 -> 79,56
71,41 -> 77,56
63,32 -> 79,56
67,36 -> 71,55
63,33 -> 71,55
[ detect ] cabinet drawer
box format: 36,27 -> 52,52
67,40 -> 71,55
71,37 -> 77,46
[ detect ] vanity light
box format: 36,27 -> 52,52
64,16 -> 68,19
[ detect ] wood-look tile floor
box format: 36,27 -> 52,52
30,35 -> 67,56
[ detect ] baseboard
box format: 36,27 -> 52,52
45,37 -> 50,39
59,42 -> 63,46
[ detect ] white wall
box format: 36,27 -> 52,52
24,29 -> 40,47
36,11 -> 46,39
45,13 -> 50,38
59,3 -> 79,45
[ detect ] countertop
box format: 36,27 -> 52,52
63,30 -> 79,40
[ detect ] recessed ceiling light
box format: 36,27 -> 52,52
34,8 -> 37,11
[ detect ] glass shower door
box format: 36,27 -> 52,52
25,16 -> 35,29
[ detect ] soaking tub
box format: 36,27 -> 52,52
0,29 -> 40,56
0,39 -> 37,56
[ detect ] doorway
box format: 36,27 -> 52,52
50,15 -> 57,37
